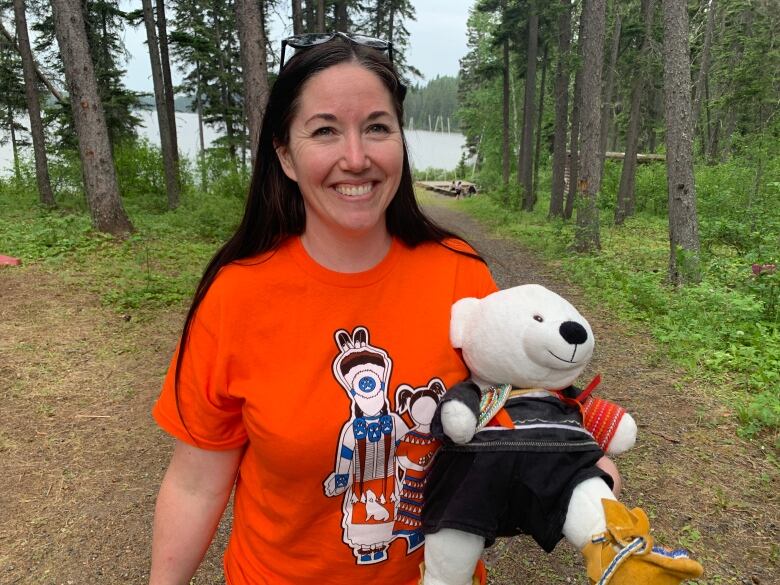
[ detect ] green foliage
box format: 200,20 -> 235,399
0,141 -> 247,311
405,76 -> 460,131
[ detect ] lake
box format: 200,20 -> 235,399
0,110 -> 466,176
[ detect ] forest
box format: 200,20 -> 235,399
0,0 -> 777,440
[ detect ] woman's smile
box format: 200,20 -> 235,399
333,182 -> 375,197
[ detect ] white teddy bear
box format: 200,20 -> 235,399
420,284 -> 703,585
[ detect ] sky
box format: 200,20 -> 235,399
121,0 -> 474,93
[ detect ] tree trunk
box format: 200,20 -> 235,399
374,0 -> 386,37
292,0 -> 304,34
550,0 -> 572,218
304,0 -> 315,32
317,0 -> 326,32
692,0 -> 715,148
156,0 -> 180,178
502,34 -> 511,192
387,5 -> 395,44
615,0 -> 655,225
334,2 -> 349,31
142,0 -> 180,209
662,0 -> 701,284
235,0 -> 270,164
532,42 -> 548,202
599,5 -> 621,168
565,14 -> 587,220
574,0 -> 606,252
519,4 -> 538,211
9,106 -> 20,181
50,0 -> 133,235
13,0 -> 55,206
195,62 -> 207,188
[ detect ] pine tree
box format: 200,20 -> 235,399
573,0 -> 606,252
0,14 -> 27,181
50,0 -> 133,235
12,0 -> 55,205
31,0 -> 139,149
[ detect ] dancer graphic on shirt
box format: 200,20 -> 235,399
324,326 -> 410,565
392,379 -> 446,553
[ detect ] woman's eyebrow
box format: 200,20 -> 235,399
304,113 -> 338,125
304,111 -> 393,126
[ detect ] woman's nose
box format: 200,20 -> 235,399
339,132 -> 371,172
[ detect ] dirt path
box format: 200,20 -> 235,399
0,195 -> 777,584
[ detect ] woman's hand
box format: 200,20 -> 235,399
595,455 -> 623,497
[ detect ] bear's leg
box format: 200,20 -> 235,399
422,529 -> 484,585
562,476 -> 617,549
577,499 -> 704,584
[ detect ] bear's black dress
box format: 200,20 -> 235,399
422,381 -> 611,552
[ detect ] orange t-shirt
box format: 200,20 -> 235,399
153,236 -> 497,585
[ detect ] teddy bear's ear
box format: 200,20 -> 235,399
451,297 -> 480,348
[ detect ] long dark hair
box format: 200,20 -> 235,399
174,37 -> 479,425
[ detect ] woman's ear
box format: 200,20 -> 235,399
274,141 -> 297,182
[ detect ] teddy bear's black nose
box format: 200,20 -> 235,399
560,321 -> 588,345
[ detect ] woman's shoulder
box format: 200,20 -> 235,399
204,239 -> 295,302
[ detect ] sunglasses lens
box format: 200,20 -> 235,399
287,33 -> 335,48
346,34 -> 389,49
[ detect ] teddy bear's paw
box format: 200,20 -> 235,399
605,413 -> 637,457
441,401 -> 478,444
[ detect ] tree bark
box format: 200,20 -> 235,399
334,2 -> 349,32
292,0 -> 304,34
13,0 -> 56,206
574,0 -> 606,252
662,0 -> 701,284
550,0 -> 572,218
375,0 -> 386,38
9,106 -> 20,181
519,4 -> 538,211
317,0 -> 326,32
532,42 -> 548,203
142,0 -> 180,209
615,0 -> 655,225
156,0 -> 180,180
599,5 -> 621,167
195,62 -> 207,188
50,0 -> 133,235
502,34 -> 511,192
235,0 -> 271,163
692,0 -> 715,132
565,14 -> 587,220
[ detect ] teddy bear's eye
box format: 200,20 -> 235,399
533,315 -> 544,323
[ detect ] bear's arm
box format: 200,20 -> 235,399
431,380 -> 481,443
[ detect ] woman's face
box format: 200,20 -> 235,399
276,62 -> 404,245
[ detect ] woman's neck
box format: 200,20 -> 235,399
300,229 -> 393,273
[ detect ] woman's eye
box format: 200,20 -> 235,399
367,123 -> 390,134
312,127 -> 334,137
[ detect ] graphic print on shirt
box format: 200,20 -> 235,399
392,378 -> 446,553
323,326 -> 409,564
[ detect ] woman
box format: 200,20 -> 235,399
149,34 -> 497,585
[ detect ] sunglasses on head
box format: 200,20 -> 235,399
279,32 -> 394,74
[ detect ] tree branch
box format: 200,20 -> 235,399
0,18 -> 67,104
